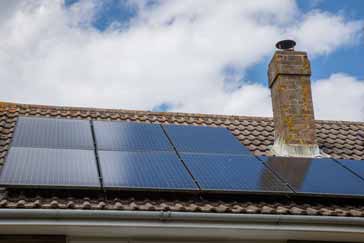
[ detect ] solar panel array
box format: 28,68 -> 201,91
181,153 -> 289,193
93,121 -> 173,151
259,156 -> 364,197
163,124 -> 250,154
13,117 -> 94,150
99,150 -> 197,190
0,117 -> 100,189
1,147 -> 99,188
93,120 -> 198,191
165,124 -> 291,193
1,116 -> 364,198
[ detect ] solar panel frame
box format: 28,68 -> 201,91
180,153 -> 292,194
334,158 -> 364,180
12,116 -> 94,150
261,156 -> 364,197
162,124 -> 250,155
98,150 -> 199,191
93,120 -> 174,152
0,147 -> 101,189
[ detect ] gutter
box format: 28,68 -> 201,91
1,209 -> 364,225
0,209 -> 364,241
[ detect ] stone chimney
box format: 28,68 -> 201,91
268,40 -> 320,157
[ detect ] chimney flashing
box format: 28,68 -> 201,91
271,137 -> 321,158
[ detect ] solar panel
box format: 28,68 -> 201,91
261,156 -> 364,196
93,121 -> 173,152
335,159 -> 364,179
181,153 -> 291,193
0,147 -> 100,188
163,124 -> 250,155
98,150 -> 198,190
12,117 -> 94,150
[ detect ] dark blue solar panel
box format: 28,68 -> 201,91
0,147 -> 100,188
335,159 -> 364,179
181,153 -> 291,193
98,150 -> 198,190
12,117 -> 94,150
93,121 -> 173,151
261,156 -> 364,196
163,124 -> 250,154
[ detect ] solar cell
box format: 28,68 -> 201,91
335,159 -> 364,179
181,153 -> 291,193
98,150 -> 198,190
93,121 -> 173,151
12,117 -> 94,150
0,147 -> 100,188
261,156 -> 364,196
163,124 -> 250,155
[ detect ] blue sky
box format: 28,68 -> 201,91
65,0 -> 138,30
0,0 -> 363,120
246,0 -> 364,86
246,0 -> 364,83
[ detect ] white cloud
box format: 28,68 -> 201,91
312,73 -> 364,121
290,10 -> 363,55
0,0 -> 363,120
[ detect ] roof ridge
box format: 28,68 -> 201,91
0,100 -> 363,125
0,100 -> 273,121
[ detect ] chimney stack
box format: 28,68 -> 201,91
268,40 -> 320,157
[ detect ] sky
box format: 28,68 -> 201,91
0,0 -> 363,121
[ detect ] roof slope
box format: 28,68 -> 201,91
0,101 -> 363,165
1,189 -> 364,217
0,101 -> 364,218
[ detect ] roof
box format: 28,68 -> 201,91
0,101 -> 364,217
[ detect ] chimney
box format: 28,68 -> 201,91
268,40 -> 320,157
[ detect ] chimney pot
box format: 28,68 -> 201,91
275,39 -> 296,51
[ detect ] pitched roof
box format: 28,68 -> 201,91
1,101 -> 363,163
0,101 -> 364,217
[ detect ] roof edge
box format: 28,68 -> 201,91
0,209 -> 364,241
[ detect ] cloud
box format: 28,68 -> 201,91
0,0 -> 363,121
291,10 -> 363,55
312,73 -> 364,121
